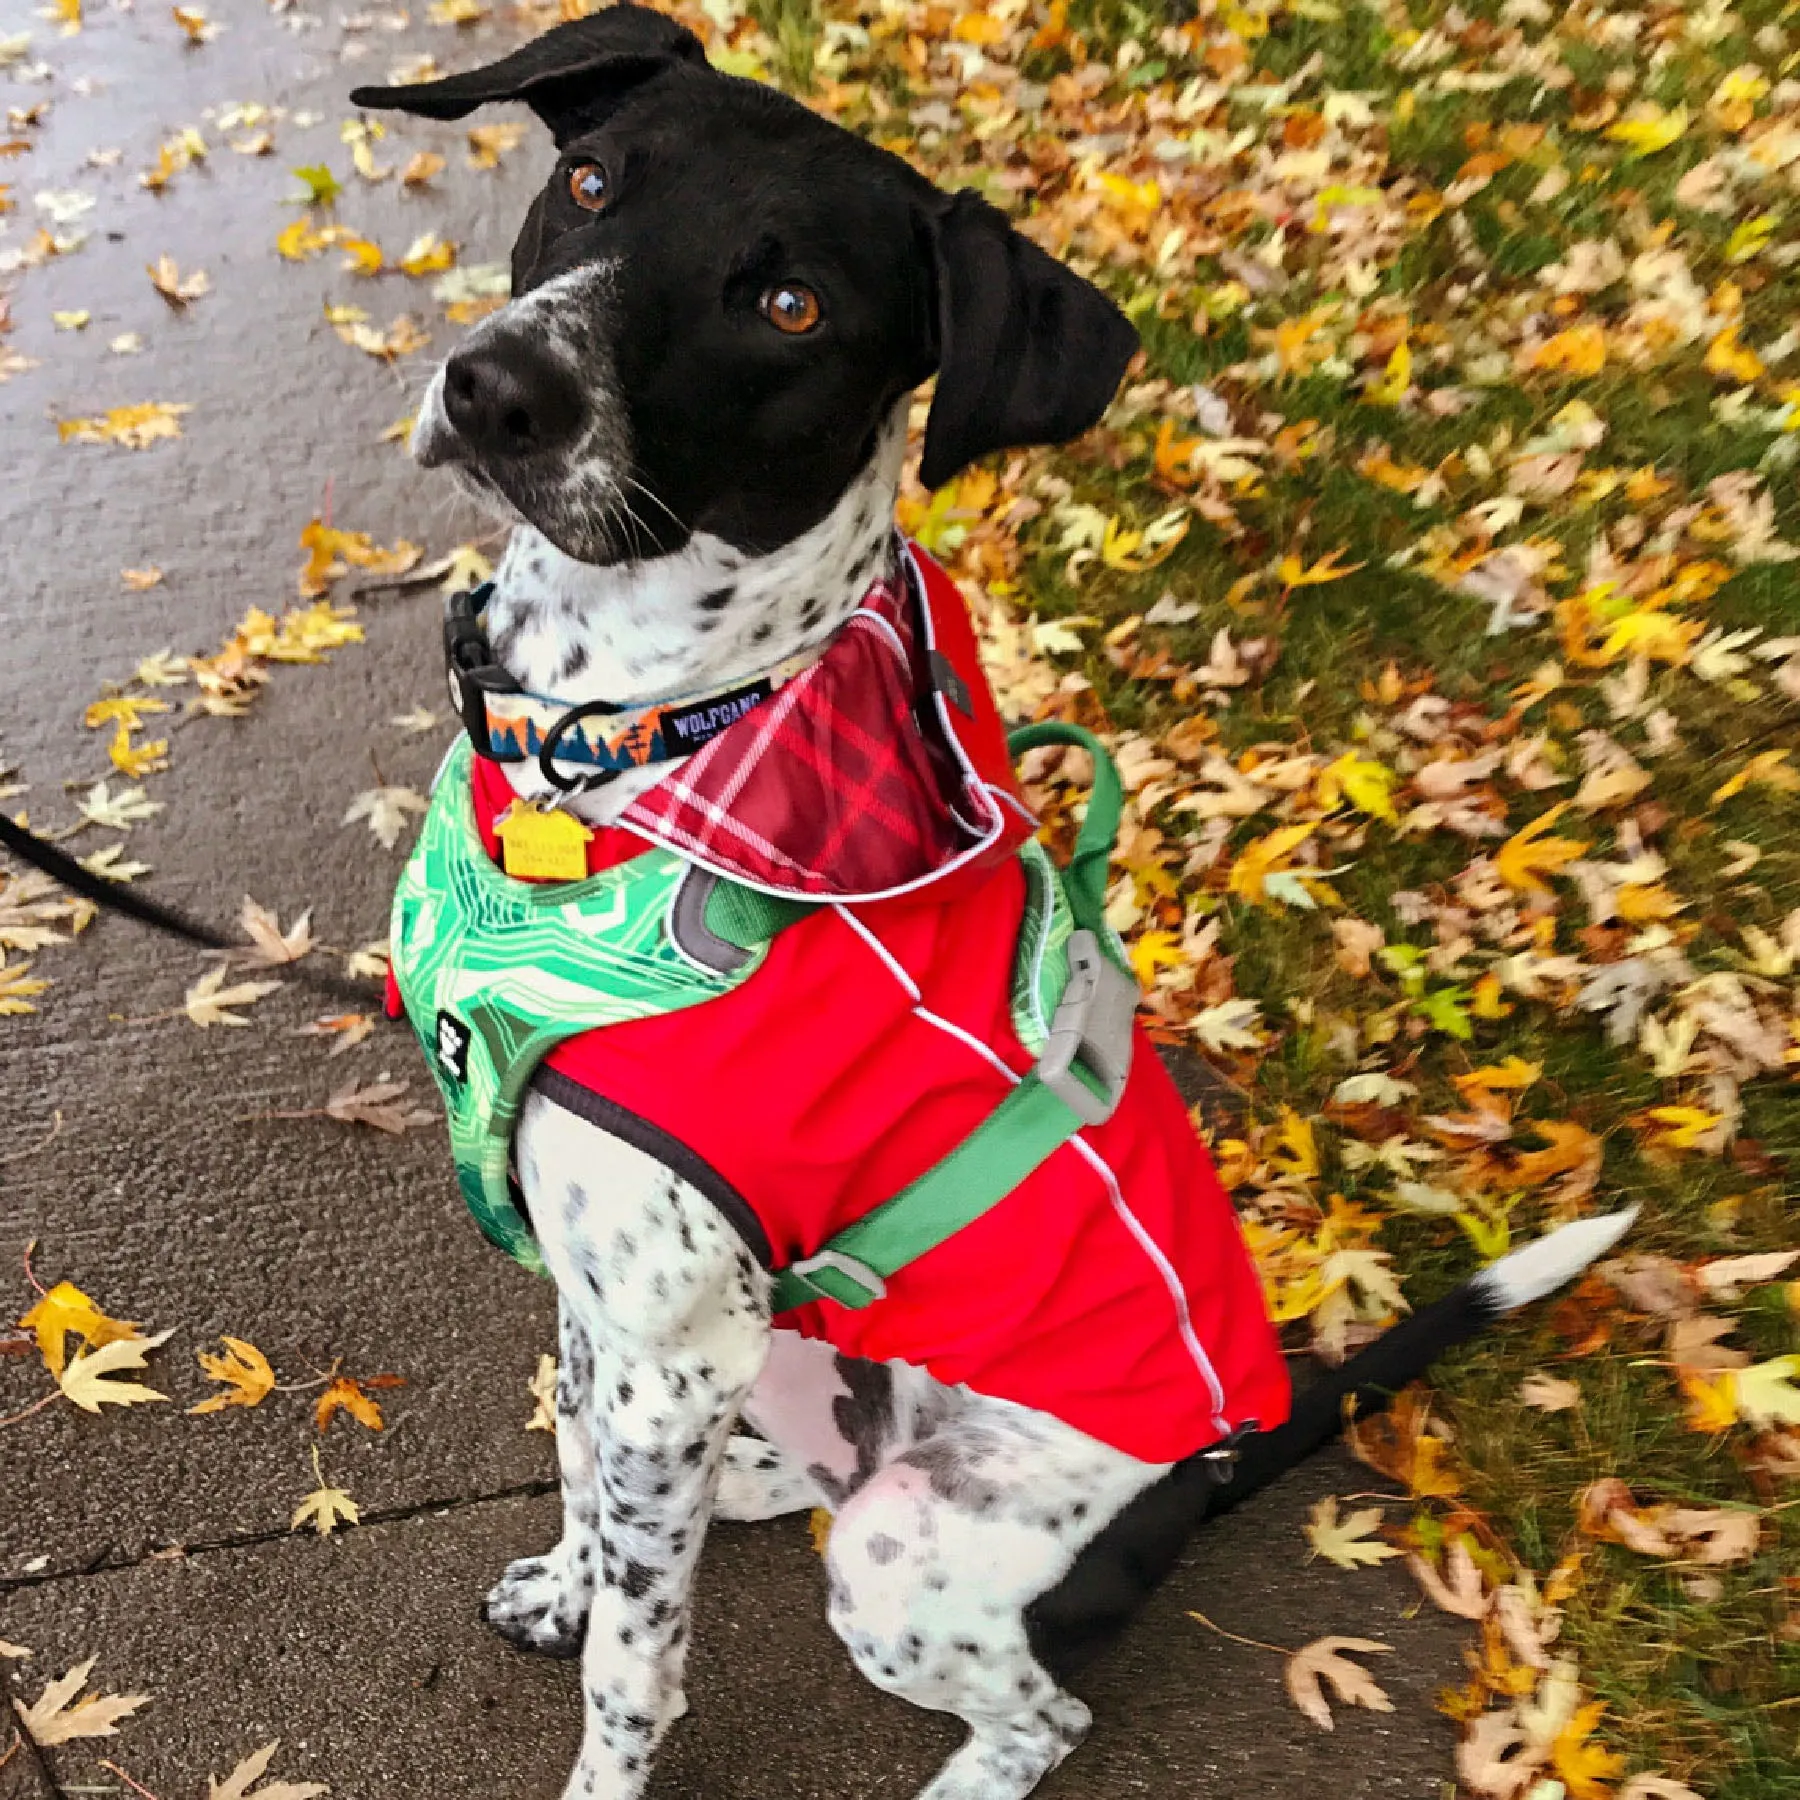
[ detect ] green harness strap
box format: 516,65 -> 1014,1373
767,721 -> 1138,1312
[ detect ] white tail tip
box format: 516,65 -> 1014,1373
1472,1207 -> 1640,1313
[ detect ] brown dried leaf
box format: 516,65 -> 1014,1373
1283,1636 -> 1393,1731
1409,1539 -> 1489,1619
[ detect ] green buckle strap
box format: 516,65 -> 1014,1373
769,722 -> 1139,1314
769,1068 -> 1101,1311
1005,721 -> 1125,950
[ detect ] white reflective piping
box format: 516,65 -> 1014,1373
832,904 -> 920,1001
832,902 -> 1235,1438
1068,1136 -> 1231,1437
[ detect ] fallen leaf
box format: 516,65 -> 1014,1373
1305,1496 -> 1400,1569
239,897 -> 313,966
19,1279 -> 142,1378
322,1077 -> 436,1134
147,252 -> 208,305
466,123 -> 526,169
1664,1506 -> 1760,1564
59,1329 -> 175,1413
1409,1538 -> 1489,1618
1518,1372 -> 1581,1413
14,1657 -> 151,1745
208,1740 -> 329,1800
292,1447 -> 358,1537
1696,1250 -> 1798,1298
1283,1636 -> 1393,1730
1552,1698 -> 1627,1799
1497,804 -> 1590,897
342,784 -> 427,850
190,1336 -> 275,1414
184,966 -> 281,1027
315,1375 -> 385,1433
1734,1355 -> 1800,1427
526,1353 -> 556,1433
58,402 -> 190,449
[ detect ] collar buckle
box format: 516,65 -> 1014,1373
442,583 -> 521,759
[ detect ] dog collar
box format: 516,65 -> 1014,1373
443,581 -> 822,792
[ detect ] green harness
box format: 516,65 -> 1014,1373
390,725 -> 1136,1311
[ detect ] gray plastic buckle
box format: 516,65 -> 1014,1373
789,1249 -> 887,1306
1037,929 -> 1136,1127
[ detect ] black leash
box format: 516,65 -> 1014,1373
0,809 -> 383,1008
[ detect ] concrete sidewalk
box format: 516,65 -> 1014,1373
1,8 -> 1463,1797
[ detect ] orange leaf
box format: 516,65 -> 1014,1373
315,1376 -> 385,1433
1528,323 -> 1607,378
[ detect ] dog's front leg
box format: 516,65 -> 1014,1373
515,1091 -> 771,1800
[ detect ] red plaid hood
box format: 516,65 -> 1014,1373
471,544 -> 1037,901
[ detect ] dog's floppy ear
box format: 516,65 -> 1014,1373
917,190 -> 1138,491
349,4 -> 706,146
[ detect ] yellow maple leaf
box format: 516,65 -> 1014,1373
58,402 -> 191,449
466,123 -> 526,169
1127,929 -> 1184,989
1152,419 -> 1202,487
1269,1107 -> 1320,1182
291,1446 -> 359,1537
190,1336 -> 276,1414
1319,752 -> 1397,822
0,954 -> 52,1015
1711,747 -> 1796,804
84,694 -> 170,732
1679,1369 -> 1739,1433
108,721 -> 169,779
1529,323 -> 1607,378
1278,546 -> 1365,590
276,215 -> 327,261
1364,336 -> 1410,406
1495,804 -> 1590,897
398,231 -> 455,277
1597,608 -> 1701,666
1228,822 -> 1318,906
19,1280 -> 144,1378
1551,1699 -> 1627,1800
1634,1103 -> 1724,1152
1704,324 -> 1764,383
1606,103 -> 1688,157
337,235 -> 384,276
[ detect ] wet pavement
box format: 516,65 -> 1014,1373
1,7 -> 1464,1797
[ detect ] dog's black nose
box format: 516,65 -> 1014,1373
441,340 -> 585,460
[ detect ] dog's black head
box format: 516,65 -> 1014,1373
351,5 -> 1137,566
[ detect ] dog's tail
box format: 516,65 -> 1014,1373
1217,1206 -> 1638,1513
1027,1207 -> 1637,1677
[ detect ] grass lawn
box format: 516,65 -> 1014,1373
734,0 -> 1800,1791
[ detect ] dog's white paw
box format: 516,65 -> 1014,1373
484,1546 -> 593,1659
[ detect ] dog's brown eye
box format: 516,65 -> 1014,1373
762,283 -> 821,336
567,163 -> 609,212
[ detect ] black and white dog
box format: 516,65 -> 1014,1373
352,13 -> 1633,1798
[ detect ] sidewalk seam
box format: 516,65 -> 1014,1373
0,1476 -> 558,1596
